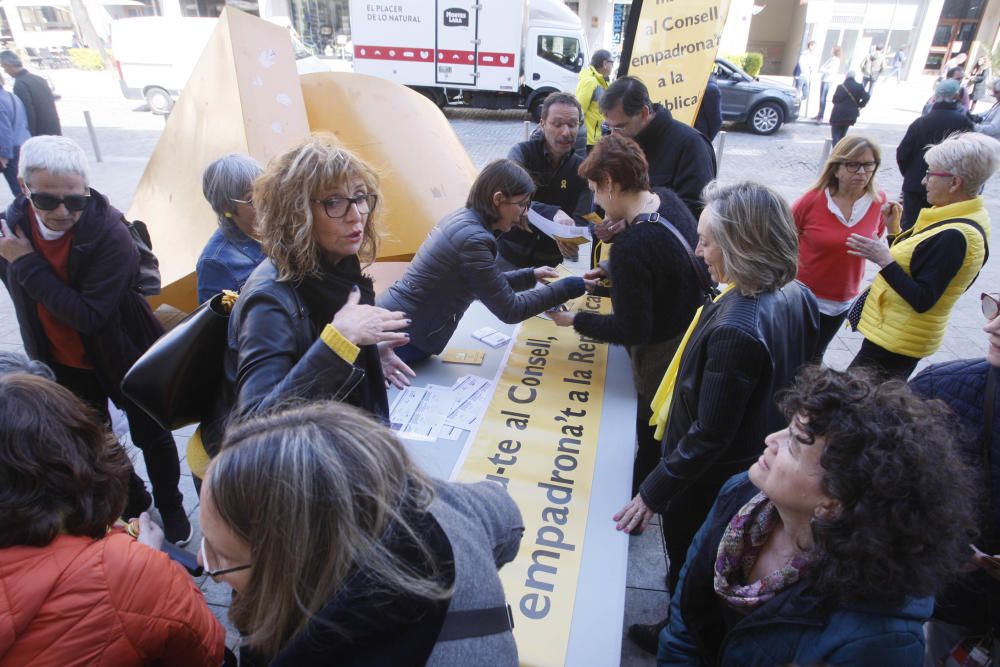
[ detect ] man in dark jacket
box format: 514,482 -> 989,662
504,93 -> 591,268
897,78 -> 973,231
694,74 -> 722,142
599,76 -> 716,220
0,135 -> 190,544
910,292 -> 1000,662
0,51 -> 61,137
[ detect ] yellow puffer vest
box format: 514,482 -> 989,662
576,66 -> 609,146
858,198 -> 990,358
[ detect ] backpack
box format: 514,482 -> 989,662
123,217 -> 161,296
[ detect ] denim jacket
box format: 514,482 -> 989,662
195,221 -> 266,303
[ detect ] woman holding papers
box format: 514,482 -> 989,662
377,159 -> 588,364
549,134 -> 706,497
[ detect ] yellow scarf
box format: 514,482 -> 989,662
649,284 -> 735,440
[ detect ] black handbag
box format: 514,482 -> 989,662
121,292 -> 234,430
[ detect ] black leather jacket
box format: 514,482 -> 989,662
640,280 -> 820,512
203,259 -> 385,452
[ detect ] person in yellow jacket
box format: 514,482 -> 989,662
576,49 -> 613,151
845,131 -> 1000,379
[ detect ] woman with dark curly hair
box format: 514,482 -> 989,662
657,366 -> 976,666
0,372 -> 225,666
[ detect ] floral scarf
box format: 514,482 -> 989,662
714,492 -> 814,610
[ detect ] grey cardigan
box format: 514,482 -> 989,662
427,481 -> 524,666
377,208 -> 585,354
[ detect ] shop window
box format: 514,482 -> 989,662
537,35 -> 583,73
941,0 -> 985,19
17,6 -> 73,31
932,24 -> 953,47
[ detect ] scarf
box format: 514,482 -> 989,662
714,492 -> 814,610
295,255 -> 388,418
649,284 -> 735,440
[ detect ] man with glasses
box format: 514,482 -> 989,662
896,78 -> 973,231
0,135 -> 191,545
910,291 -> 1000,664
598,76 -> 716,221
504,92 -> 591,268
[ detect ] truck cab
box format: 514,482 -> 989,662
523,0 -> 588,121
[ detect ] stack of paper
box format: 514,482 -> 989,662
390,374 -> 493,441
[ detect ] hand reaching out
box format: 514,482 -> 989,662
332,286 -> 410,346
846,232 -> 893,268
534,266 -> 560,283
378,339 -> 416,389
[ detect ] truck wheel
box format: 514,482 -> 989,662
748,102 -> 783,135
145,87 -> 173,115
529,95 -> 548,123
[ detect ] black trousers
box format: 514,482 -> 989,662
901,189 -> 929,232
814,311 -> 849,363
633,400 -> 661,498
52,363 -> 183,513
848,338 -> 921,381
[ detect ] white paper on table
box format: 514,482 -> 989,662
389,386 -> 451,441
527,208 -> 591,243
445,378 -> 493,430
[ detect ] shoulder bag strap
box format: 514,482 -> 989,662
634,211 -> 718,299
838,83 -> 859,107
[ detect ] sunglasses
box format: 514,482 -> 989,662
28,190 -> 91,212
983,292 -> 1000,320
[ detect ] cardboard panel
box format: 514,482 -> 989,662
300,72 -> 477,259
126,8 -> 310,305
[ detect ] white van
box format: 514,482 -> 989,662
110,16 -> 328,114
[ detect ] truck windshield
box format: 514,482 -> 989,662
537,35 -> 583,73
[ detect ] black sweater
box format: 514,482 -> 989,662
573,188 -> 703,345
633,107 -> 717,219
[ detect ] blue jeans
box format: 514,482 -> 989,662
817,81 -> 831,119
3,144 -> 20,197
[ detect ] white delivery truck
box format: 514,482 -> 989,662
349,0 -> 588,120
110,16 -> 330,114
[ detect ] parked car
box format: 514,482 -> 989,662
714,57 -> 800,135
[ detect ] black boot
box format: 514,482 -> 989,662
627,615 -> 669,656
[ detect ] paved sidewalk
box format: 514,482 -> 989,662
0,69 -> 997,665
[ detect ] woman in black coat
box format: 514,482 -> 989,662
550,134 -> 706,495
829,71 -> 869,147
199,135 -> 411,463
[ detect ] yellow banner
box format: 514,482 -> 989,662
455,295 -> 612,666
626,0 -> 732,126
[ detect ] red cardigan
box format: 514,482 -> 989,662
793,188 -> 886,303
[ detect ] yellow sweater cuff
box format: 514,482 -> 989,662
321,323 -> 360,363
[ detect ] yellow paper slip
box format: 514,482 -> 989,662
455,294 -> 612,667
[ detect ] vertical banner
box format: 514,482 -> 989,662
455,296 -> 612,666
624,0 -> 732,127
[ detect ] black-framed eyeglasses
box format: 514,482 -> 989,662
27,189 -> 91,212
310,193 -> 378,219
841,161 -> 879,173
229,197 -> 254,209
200,537 -> 251,579
982,292 -> 1000,320
506,197 -> 532,211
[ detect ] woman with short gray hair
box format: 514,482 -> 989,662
618,181 -> 819,651
196,153 -> 265,303
846,131 -> 1000,379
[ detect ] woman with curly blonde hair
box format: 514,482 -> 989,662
199,134 -> 411,457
